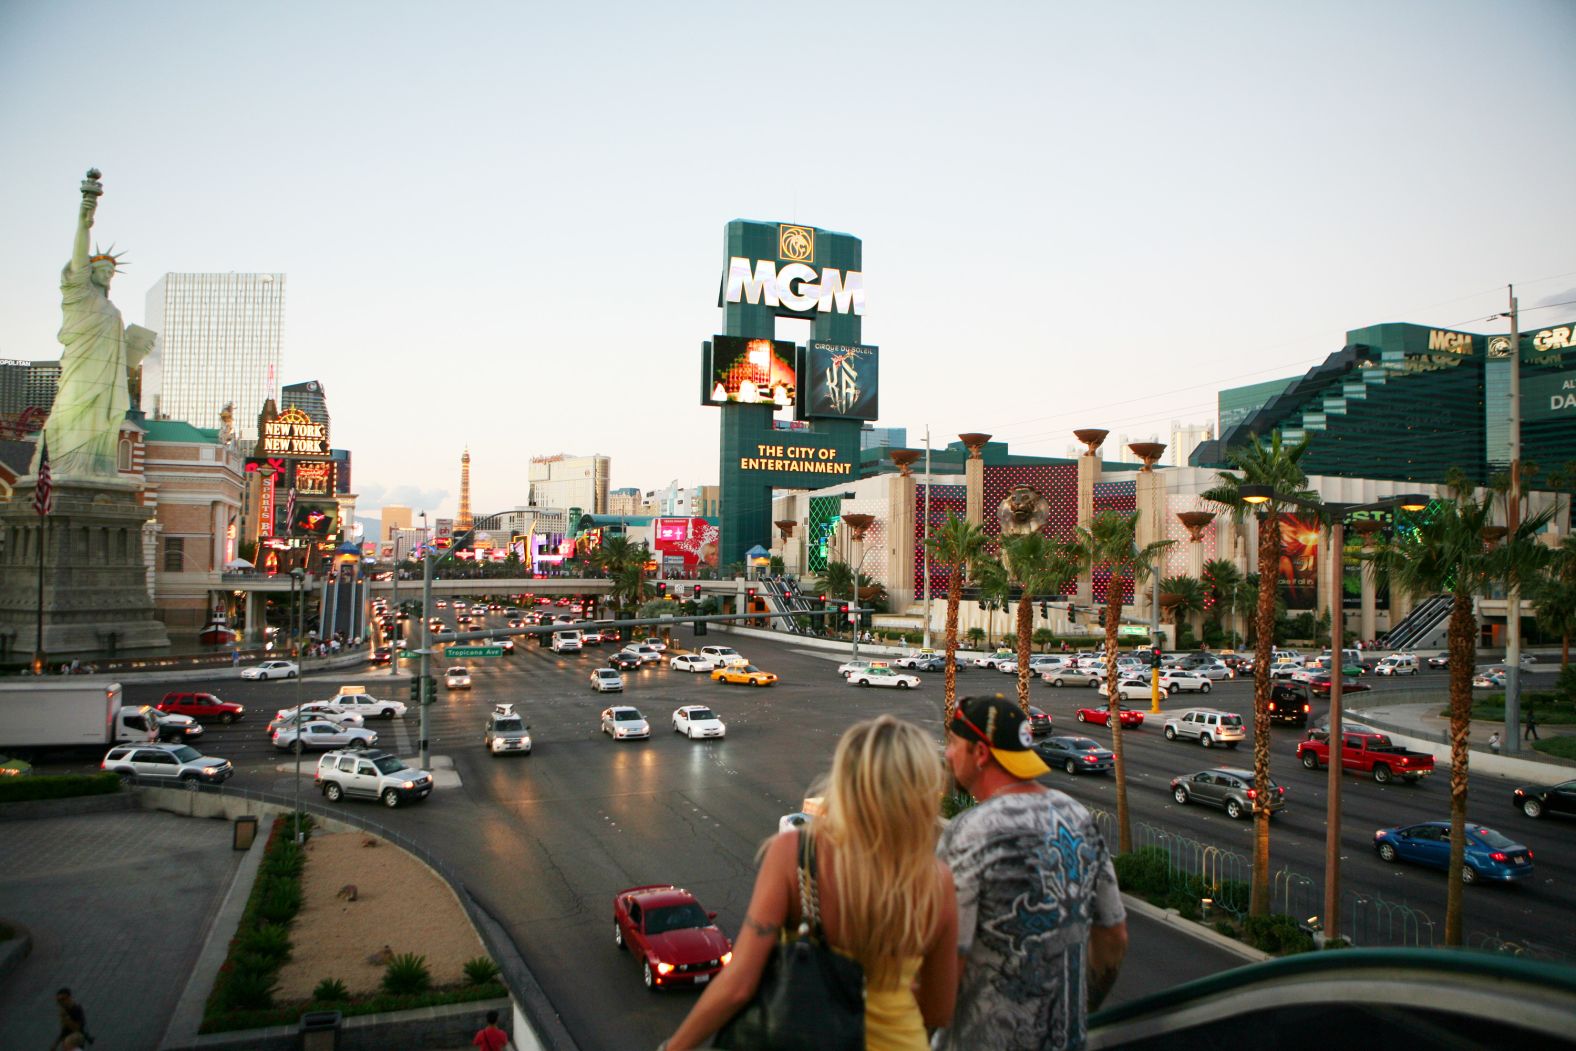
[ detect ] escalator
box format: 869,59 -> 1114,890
1383,594 -> 1451,651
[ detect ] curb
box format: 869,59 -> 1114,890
0,919 -> 33,986
1119,894 -> 1272,965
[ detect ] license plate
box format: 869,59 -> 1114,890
1514,857 -> 1526,865
694,974 -> 710,984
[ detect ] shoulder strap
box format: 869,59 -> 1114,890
796,828 -> 823,939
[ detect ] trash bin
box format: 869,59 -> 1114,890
299,1009 -> 342,1050
232,815 -> 258,851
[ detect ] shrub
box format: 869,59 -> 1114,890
1242,914 -> 1315,955
312,977 -> 349,1003
1113,847 -> 1171,898
254,878 -> 302,925
381,953 -> 432,996
261,843 -> 304,879
221,969 -> 278,1011
463,956 -> 500,985
236,922 -> 291,965
0,771 -> 120,803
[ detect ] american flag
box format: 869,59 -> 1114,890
284,487 -> 297,533
32,436 -> 53,516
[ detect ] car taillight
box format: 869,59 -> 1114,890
1247,789 -> 1258,799
1302,704 -> 1311,713
1490,852 -> 1507,862
1083,754 -> 1096,762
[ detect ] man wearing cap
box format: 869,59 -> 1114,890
936,696 -> 1127,1051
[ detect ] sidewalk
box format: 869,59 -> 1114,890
1349,698 -> 1576,781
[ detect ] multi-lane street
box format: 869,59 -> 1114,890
60,607 -> 1571,1049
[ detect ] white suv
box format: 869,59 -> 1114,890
1164,709 -> 1246,749
551,630 -> 583,653
101,742 -> 233,787
316,749 -> 433,807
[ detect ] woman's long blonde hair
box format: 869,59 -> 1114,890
817,715 -> 944,989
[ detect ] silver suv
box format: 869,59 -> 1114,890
1163,708 -> 1246,748
315,749 -> 433,808
100,743 -> 233,788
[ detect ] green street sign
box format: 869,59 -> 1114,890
1117,624 -> 1151,639
446,645 -> 504,657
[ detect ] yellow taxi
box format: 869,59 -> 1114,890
710,663 -> 779,687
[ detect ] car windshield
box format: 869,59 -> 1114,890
494,718 -> 524,732
644,903 -> 709,935
742,665 -> 762,673
687,708 -> 716,721
447,668 -> 466,676
1070,738 -> 1099,750
171,746 -> 202,763
597,670 -> 619,679
614,710 -> 642,722
1470,826 -> 1518,849
372,756 -> 406,774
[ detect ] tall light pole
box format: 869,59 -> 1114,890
1240,487 -> 1426,943
922,425 -> 933,650
844,513 -> 875,663
1502,286 -> 1525,754
289,567 -> 306,841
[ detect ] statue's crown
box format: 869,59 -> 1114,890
89,244 -> 126,269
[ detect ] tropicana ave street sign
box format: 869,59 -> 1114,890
446,645 -> 503,658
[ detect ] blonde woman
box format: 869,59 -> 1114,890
662,715 -> 958,1051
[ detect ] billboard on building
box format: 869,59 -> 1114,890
703,336 -> 797,407
1277,513 -> 1321,609
653,517 -> 719,568
798,342 -> 878,421
291,501 -> 339,540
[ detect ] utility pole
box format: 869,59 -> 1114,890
389,535 -> 401,677
922,424 -> 932,650
1504,286 -> 1524,754
420,537 -> 434,769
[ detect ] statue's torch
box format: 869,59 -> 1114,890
81,167 -> 103,200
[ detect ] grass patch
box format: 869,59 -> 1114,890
1532,736 -> 1576,761
0,772 -> 120,803
1438,691 -> 1576,724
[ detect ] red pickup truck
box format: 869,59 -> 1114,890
1296,729 -> 1434,784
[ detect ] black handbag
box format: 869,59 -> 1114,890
713,829 -> 865,1051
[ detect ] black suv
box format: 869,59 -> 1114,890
1268,683 -> 1312,726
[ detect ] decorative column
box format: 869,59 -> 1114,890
1350,519 -> 1383,644
959,433 -> 991,527
843,513 -> 876,660
774,519 -> 798,577
1074,429 -> 1108,606
1177,510 -> 1214,642
1129,443 -> 1167,623
887,449 -> 920,613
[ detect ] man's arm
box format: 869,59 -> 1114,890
1088,920 -> 1127,1011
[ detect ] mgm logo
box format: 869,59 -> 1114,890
779,224 -> 814,263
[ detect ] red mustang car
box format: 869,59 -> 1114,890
156,691 -> 245,724
1307,674 -> 1371,697
1075,706 -> 1146,728
613,884 -> 732,990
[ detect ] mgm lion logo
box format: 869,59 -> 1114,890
997,486 -> 1050,535
779,224 -> 814,263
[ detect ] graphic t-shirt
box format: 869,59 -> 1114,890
935,789 -> 1124,1051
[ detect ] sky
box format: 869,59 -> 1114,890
2,1 -> 1573,521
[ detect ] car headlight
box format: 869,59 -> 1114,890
655,962 -> 674,975
720,951 -> 733,965
402,780 -> 415,789
202,767 -> 218,775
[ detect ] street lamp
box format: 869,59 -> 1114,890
288,566 -> 307,842
843,512 -> 875,663
1239,485 -> 1427,943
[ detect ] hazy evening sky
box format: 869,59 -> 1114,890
3,1 -> 1573,520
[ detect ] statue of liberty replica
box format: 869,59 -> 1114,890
0,169 -> 168,668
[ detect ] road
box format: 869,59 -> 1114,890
55,609 -> 1568,1049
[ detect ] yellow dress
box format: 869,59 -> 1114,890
864,956 -> 926,1051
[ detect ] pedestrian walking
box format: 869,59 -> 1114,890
937,695 -> 1128,1051
1489,732 -> 1501,755
472,1008 -> 509,1051
1524,701 -> 1540,741
49,987 -> 92,1049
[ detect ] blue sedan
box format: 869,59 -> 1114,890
1373,821 -> 1534,884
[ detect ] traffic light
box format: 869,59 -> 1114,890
1150,647 -> 1162,670
693,584 -> 701,599
409,678 -> 421,703
746,587 -> 756,600
657,581 -> 667,597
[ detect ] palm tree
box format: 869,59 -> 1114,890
1532,534 -> 1576,671
974,555 -> 1011,651
1001,533 -> 1081,713
1202,430 -> 1315,916
1071,509 -> 1174,854
610,560 -> 649,617
1373,488 -> 1551,944
924,516 -> 989,720
1202,558 -> 1245,641
819,560 -> 855,602
1159,575 -> 1207,643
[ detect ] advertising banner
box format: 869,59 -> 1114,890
703,336 -> 798,407
653,517 -> 719,568
1277,513 -> 1321,609
291,501 -> 339,540
798,342 -> 879,420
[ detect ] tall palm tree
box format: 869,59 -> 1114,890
1072,510 -> 1173,854
610,559 -> 650,617
1159,575 -> 1207,642
1373,489 -> 1551,944
1532,534 -> 1576,671
924,516 -> 988,720
1202,558 -> 1244,639
974,555 -> 1011,650
1001,533 -> 1081,713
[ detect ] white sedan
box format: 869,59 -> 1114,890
601,706 -> 650,740
241,660 -> 298,680
269,703 -> 366,732
670,654 -> 717,673
445,667 -> 472,690
639,637 -> 668,653
272,719 -> 378,752
837,660 -> 875,677
627,645 -> 664,665
672,705 -> 726,739
1100,678 -> 1154,702
847,667 -> 921,689
1159,671 -> 1213,694
590,668 -> 625,693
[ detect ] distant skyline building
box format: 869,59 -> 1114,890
528,453 -> 609,514
607,487 -> 642,516
457,448 -> 473,533
280,380 -> 329,445
145,273 -> 285,439
0,358 -> 60,416
380,504 -> 413,541
860,424 -> 908,451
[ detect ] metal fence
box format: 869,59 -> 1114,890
1343,891 -> 1436,948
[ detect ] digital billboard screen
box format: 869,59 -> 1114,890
704,336 -> 797,407
799,341 -> 878,420
291,501 -> 339,540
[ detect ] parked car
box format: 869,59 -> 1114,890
601,706 -> 651,740
1035,736 -> 1114,775
672,705 -> 726,740
273,720 -> 378,753
612,884 -> 733,990
156,692 -> 245,725
483,703 -> 532,756
100,742 -> 233,787
1512,779 -> 1576,820
315,749 -> 433,807
590,668 -> 625,693
1163,709 -> 1245,748
1076,705 -> 1145,728
1374,821 -> 1533,884
1171,767 -> 1285,819
241,660 -> 298,680
670,654 -> 717,673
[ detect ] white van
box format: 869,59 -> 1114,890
1374,654 -> 1420,676
551,629 -> 583,654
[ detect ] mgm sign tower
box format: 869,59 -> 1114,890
701,220 -> 879,567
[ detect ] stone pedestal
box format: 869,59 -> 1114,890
0,477 -> 170,662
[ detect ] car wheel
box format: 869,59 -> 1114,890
1522,798 -> 1544,819
643,961 -> 656,990
1201,682 -> 1212,694
349,739 -> 367,751
292,740 -> 304,754
220,713 -> 234,725
287,670 -> 297,679
898,680 -> 911,689
1088,679 -> 1100,688
1378,842 -> 1398,863
382,789 -> 401,808
1461,864 -> 1479,885
181,774 -> 200,792
858,679 -> 869,687
1076,711 -> 1087,723
1201,735 -> 1216,748
1053,678 -> 1064,688
116,770 -> 135,786
324,782 -> 343,802
614,922 -> 624,948
1167,683 -> 1179,695
1164,726 -> 1178,741
382,708 -> 396,719
1226,800 -> 1244,820
1174,786 -> 1189,805
1301,751 -> 1319,770
1372,764 -> 1393,784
